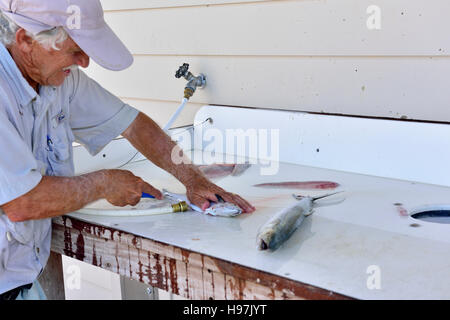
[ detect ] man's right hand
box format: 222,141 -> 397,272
1,169 -> 164,222
102,169 -> 163,207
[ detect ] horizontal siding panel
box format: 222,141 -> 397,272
103,0 -> 450,56
101,0 -> 269,11
85,55 -> 450,123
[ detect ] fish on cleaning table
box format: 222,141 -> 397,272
253,181 -> 340,190
198,164 -> 235,179
256,192 -> 342,251
198,163 -> 251,179
163,189 -> 242,217
205,202 -> 242,217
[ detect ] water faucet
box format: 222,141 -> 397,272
175,63 -> 206,99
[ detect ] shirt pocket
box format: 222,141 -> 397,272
47,111 -> 75,176
1,216 -> 34,245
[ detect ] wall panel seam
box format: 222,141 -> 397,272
103,0 -> 287,12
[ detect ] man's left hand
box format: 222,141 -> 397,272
185,177 -> 255,213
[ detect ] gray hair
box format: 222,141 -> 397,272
0,11 -> 68,50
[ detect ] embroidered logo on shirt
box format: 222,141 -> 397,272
51,110 -> 66,128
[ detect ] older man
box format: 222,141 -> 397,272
0,0 -> 255,300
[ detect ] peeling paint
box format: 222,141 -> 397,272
168,258 -> 179,295
75,232 -> 85,261
92,243 -> 98,266
54,216 -> 352,300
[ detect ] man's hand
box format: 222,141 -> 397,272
102,169 -> 163,207
122,112 -> 255,213
1,169 -> 163,222
185,176 -> 255,213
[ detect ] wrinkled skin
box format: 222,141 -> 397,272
8,28 -> 89,91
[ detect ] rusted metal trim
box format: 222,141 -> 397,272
51,215 -> 352,300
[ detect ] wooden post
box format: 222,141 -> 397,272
39,251 -> 65,300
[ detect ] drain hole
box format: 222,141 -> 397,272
411,210 -> 450,224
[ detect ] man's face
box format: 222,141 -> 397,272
28,36 -> 90,87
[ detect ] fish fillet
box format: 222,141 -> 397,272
253,181 -> 339,190
199,163 -> 251,179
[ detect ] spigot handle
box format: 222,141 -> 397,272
175,63 -> 189,78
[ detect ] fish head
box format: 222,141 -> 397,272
204,202 -> 242,217
257,230 -> 278,250
258,236 -> 270,250
257,218 -> 286,250
256,226 -> 277,250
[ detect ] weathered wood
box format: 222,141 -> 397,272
51,215 -> 351,300
39,251 -> 65,300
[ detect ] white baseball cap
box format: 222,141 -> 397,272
0,0 -> 133,71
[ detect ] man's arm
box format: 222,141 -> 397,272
1,169 -> 162,222
122,112 -> 255,213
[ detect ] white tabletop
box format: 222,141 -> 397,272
68,152 -> 450,299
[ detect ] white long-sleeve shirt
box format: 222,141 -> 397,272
0,42 -> 139,294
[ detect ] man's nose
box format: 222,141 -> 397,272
75,52 -> 90,68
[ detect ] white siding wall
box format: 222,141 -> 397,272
82,0 -> 450,125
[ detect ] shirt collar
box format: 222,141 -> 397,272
0,42 -> 38,107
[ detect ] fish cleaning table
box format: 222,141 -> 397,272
50,106 -> 450,299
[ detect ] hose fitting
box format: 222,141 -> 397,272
172,201 -> 189,213
175,63 -> 206,100
184,87 -> 194,100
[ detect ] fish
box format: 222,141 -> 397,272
198,164 -> 235,179
253,181 -> 340,190
256,192 -> 343,251
230,163 -> 251,177
162,189 -> 242,217
198,163 -> 251,179
256,197 -> 314,251
205,202 -> 242,217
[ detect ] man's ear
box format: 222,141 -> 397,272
15,28 -> 34,53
